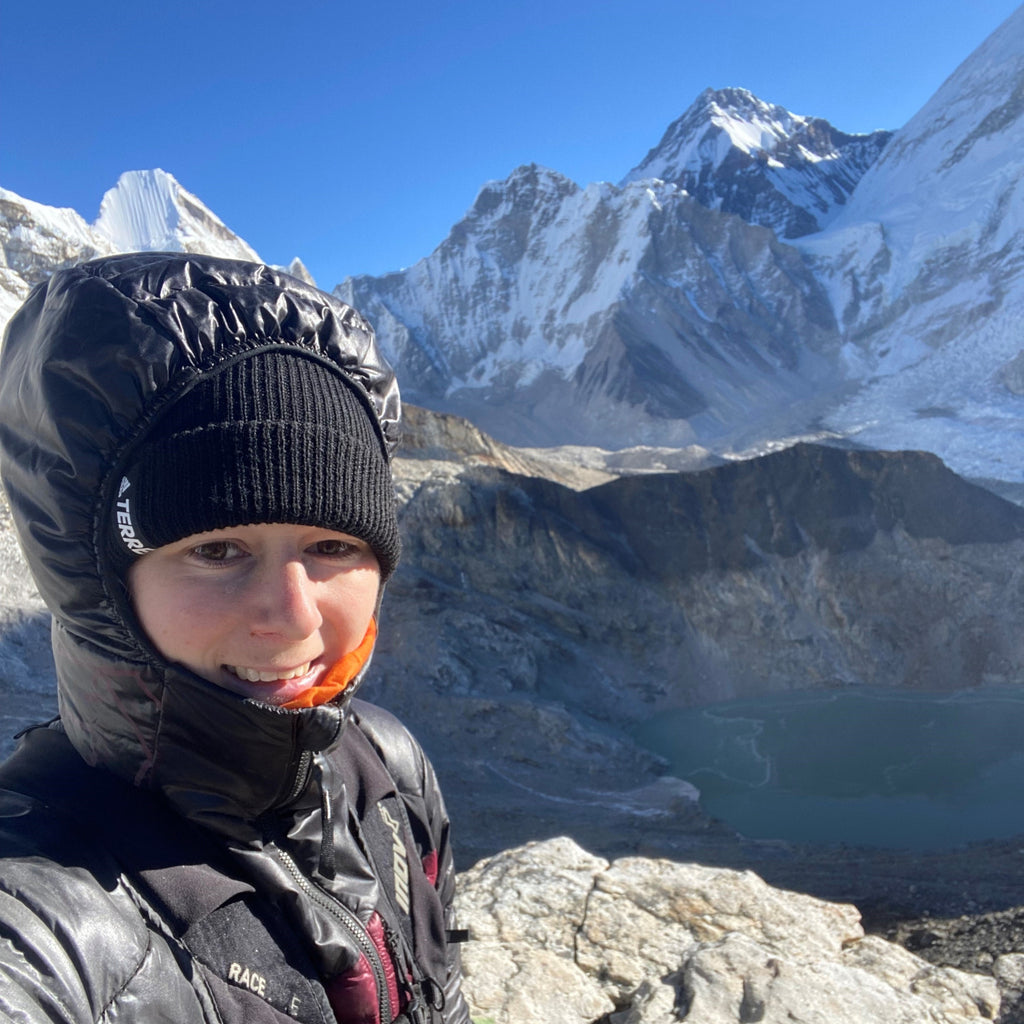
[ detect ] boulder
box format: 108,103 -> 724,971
454,837 -> 999,1024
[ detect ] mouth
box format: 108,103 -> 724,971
218,660 -> 324,705
223,662 -> 312,684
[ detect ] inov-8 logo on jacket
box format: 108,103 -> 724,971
378,803 -> 411,914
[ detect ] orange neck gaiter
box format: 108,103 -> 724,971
281,619 -> 377,709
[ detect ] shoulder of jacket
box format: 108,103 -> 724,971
347,699 -> 428,798
0,788 -> 162,1018
0,783 -> 149,929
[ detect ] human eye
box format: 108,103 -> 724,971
309,538 -> 361,560
187,540 -> 247,564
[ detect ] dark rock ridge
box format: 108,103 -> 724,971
2,420 -> 1022,869
367,423 -> 1024,866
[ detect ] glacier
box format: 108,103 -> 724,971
795,4 -> 1024,489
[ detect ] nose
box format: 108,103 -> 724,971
249,557 -> 322,640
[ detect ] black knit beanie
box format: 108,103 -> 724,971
107,349 -> 400,581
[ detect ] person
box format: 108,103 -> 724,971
0,252 -> 470,1023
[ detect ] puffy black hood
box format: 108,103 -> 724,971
0,252 -> 401,825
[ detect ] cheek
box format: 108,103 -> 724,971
131,573 -> 226,666
324,572 -> 381,649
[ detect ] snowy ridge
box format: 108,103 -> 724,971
393,169 -> 660,384
832,5 -> 1024,244
794,6 -> 1024,482
806,3 -> 1024,311
624,87 -> 814,178
339,165 -> 650,397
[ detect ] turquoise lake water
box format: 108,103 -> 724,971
632,687 -> 1024,849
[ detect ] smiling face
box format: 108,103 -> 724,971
129,522 -> 381,706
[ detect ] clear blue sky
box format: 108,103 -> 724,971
3,1 -> 1020,288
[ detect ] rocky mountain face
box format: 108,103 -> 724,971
454,837 -> 1001,1024
620,87 -> 893,239
338,164 -> 842,448
357,414 -> 1024,868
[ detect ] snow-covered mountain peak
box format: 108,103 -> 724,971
338,155 -> 839,447
631,87 -> 808,178
622,88 -> 892,239
95,169 -> 261,262
624,86 -> 879,180
285,257 -> 317,287
467,164 -> 579,221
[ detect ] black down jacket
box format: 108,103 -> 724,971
0,253 -> 470,1024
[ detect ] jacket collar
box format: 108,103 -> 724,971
52,621 -> 357,838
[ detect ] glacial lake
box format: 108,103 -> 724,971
633,686 -> 1024,850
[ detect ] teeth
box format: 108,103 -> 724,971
225,662 -> 311,683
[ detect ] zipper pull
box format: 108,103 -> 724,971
383,915 -> 445,1024
391,992 -> 426,1024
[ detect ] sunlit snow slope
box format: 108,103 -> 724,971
798,5 -> 1024,485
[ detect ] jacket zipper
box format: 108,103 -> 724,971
274,843 -> 393,1024
283,750 -> 313,805
382,919 -> 431,1024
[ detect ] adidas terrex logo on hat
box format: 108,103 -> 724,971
114,477 -> 152,555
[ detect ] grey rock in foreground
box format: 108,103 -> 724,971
454,837 -> 999,1024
